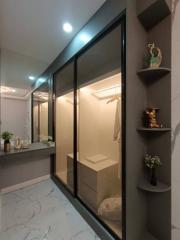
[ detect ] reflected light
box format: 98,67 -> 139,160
33,91 -> 48,101
0,86 -> 16,94
38,78 -> 46,84
58,96 -> 66,102
80,87 -> 91,94
79,33 -> 92,44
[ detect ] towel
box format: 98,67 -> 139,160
86,154 -> 108,164
113,99 -> 121,142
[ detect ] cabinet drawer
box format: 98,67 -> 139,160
78,162 -> 97,191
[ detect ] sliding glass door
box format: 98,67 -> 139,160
77,24 -> 123,238
54,20 -> 125,239
55,62 -> 74,192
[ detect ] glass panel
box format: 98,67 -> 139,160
32,82 -> 49,142
77,25 -> 122,238
55,62 -> 74,192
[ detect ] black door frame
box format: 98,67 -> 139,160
52,12 -> 126,240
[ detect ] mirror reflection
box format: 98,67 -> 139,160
0,48 -> 49,147
32,83 -> 49,143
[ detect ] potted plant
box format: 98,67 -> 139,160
144,154 -> 162,186
1,131 -> 13,152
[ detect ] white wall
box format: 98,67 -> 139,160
79,90 -> 120,164
39,101 -> 48,141
25,95 -> 32,143
172,1 -> 180,239
56,93 -> 74,174
1,97 -> 29,140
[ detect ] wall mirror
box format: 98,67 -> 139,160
32,82 -> 49,143
54,21 -> 125,239
0,48 -> 49,146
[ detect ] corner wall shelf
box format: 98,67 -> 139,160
137,67 -> 171,80
138,179 -> 171,193
137,0 -> 171,31
143,232 -> 158,240
137,127 -> 171,132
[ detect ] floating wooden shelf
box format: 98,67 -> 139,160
143,232 -> 158,240
137,127 -> 171,132
137,67 -> 171,81
137,0 -> 171,31
138,179 -> 171,193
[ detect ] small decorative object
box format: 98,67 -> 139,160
22,140 -> 30,149
143,107 -> 163,128
47,136 -> 55,147
14,138 -> 30,150
1,131 -> 13,152
144,154 -> 162,186
15,137 -> 21,150
147,43 -> 162,68
42,136 -> 55,147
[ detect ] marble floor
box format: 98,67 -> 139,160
0,179 -> 101,240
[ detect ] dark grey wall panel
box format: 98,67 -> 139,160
146,15 -> 171,240
0,151 -> 51,189
126,1 -> 148,239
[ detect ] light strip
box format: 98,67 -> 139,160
92,85 -> 121,99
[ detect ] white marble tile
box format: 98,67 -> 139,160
0,180 -> 101,240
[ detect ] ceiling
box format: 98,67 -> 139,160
1,0 -> 106,63
0,0 -> 106,95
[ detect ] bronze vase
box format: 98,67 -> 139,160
4,142 -> 11,152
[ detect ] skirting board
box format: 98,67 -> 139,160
0,175 -> 50,194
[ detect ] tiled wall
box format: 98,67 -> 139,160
172,1 -> 180,239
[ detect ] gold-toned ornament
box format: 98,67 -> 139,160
144,108 -> 163,128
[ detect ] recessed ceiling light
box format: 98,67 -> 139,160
63,22 -> 73,33
29,76 -> 35,80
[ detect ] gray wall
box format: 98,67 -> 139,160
126,1 -> 148,239
1,97 -> 29,140
0,149 -> 52,190
172,1 -> 180,239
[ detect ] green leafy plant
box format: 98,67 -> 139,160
1,131 -> 13,143
48,136 -> 53,142
144,154 -> 161,169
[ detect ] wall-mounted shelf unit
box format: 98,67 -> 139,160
137,67 -> 171,81
137,128 -> 171,132
136,1 -> 171,239
138,179 -> 171,193
137,0 -> 171,31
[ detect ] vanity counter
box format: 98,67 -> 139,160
0,143 -> 55,192
0,142 -> 55,160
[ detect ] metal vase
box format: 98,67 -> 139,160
4,142 -> 11,152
